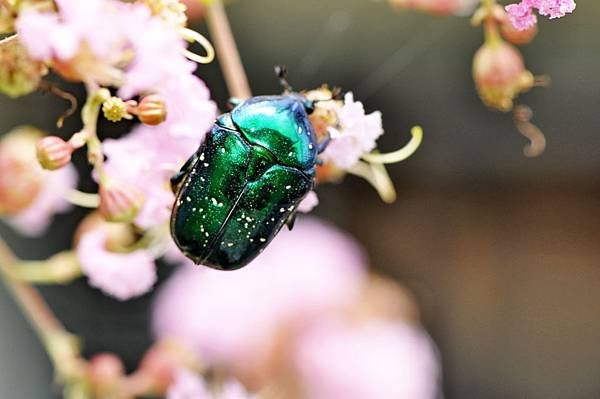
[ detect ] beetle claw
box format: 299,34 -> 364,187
286,212 -> 297,230
170,152 -> 199,193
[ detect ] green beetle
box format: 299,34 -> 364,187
170,86 -> 329,270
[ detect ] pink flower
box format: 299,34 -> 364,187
167,369 -> 255,399
76,228 -> 157,300
15,11 -> 78,60
16,0 -> 127,63
0,127 -> 78,236
167,369 -> 209,399
506,0 -> 576,30
16,0 -> 209,99
219,380 -> 257,399
116,5 -> 195,99
7,164 -> 77,236
294,318 -> 441,399
297,190 -> 319,213
323,92 -> 384,169
153,217 -> 367,384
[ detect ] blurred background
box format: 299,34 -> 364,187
1,0 -> 599,398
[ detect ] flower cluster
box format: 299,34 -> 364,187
505,0 -> 576,30
0,0 -> 218,300
306,87 -> 422,205
384,0 -> 575,157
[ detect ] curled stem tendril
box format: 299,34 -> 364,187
180,27 -> 215,64
514,104 -> 546,158
361,126 -> 423,164
38,81 -> 78,128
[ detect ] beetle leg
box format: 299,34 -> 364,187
227,97 -> 242,109
285,211 -> 297,231
170,152 -> 199,193
317,132 -> 331,154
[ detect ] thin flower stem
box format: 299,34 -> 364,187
64,189 -> 100,208
206,0 -> 252,99
482,0 -> 495,9
0,236 -> 84,382
347,161 -> 397,203
81,88 -> 111,181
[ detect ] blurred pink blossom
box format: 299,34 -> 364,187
153,217 -> 367,383
167,369 -> 208,399
167,368 -> 255,399
506,0 -> 576,30
297,191 -> 319,213
76,228 -> 157,300
323,92 -> 384,169
7,164 -> 77,236
294,318 -> 441,399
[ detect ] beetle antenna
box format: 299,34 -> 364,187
274,65 -> 293,93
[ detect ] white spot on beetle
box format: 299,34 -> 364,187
203,163 -> 209,167
279,208 -> 285,213
285,185 -> 291,189
199,153 -> 205,161
259,238 -> 266,242
186,196 -> 191,202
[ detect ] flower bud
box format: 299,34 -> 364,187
501,20 -> 538,45
36,136 -> 73,170
182,0 -> 205,20
136,94 -> 167,126
473,41 -> 534,111
99,180 -> 144,223
0,127 -> 44,215
0,35 -> 47,98
88,353 -> 125,398
102,96 -> 132,122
